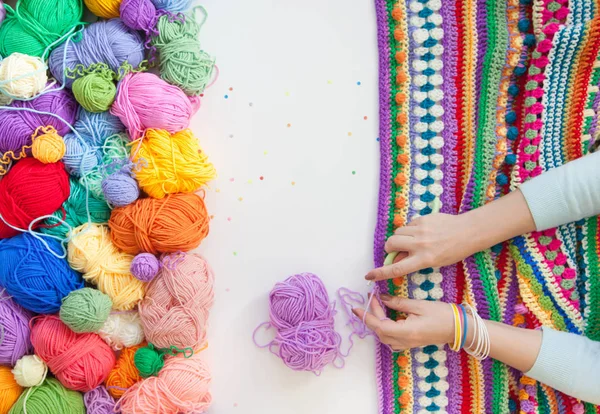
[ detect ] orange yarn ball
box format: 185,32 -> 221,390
117,352 -> 212,414
108,193 -> 209,255
139,253 -> 214,349
0,365 -> 23,414
105,343 -> 144,399
30,315 -> 116,392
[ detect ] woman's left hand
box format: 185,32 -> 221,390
352,295 -> 454,351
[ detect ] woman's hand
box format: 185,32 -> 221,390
351,295 -> 454,351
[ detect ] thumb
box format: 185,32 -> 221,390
379,297 -> 424,315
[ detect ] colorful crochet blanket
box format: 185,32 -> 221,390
373,0 -> 600,412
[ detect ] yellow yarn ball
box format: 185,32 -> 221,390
132,128 -> 216,199
84,0 -> 122,18
11,355 -> 48,388
32,127 -> 66,164
67,223 -> 145,311
0,365 -> 23,414
0,53 -> 47,99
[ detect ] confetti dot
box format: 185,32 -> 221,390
210,215 -> 214,219
234,403 -> 238,408
229,178 -> 235,182
263,151 -> 268,155
215,188 -> 221,193
238,197 -> 243,202
229,134 -> 234,138
233,252 -> 237,256
227,217 -> 232,222
229,87 -> 233,91
352,171 -> 356,175
327,80 -> 333,84
224,95 -> 229,99
287,123 -> 291,128
348,132 -> 352,137
357,81 -> 362,86
225,288 -> 230,292
291,181 -> 295,186
376,137 -> 380,142
259,176 -> 264,180
249,102 -> 253,107
285,91 -> 290,97
247,180 -> 252,184
364,116 -> 368,120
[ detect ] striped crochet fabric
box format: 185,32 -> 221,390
373,0 -> 600,412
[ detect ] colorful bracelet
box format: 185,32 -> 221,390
449,303 -> 462,352
459,304 -> 468,350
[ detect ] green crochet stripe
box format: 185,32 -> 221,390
537,384 -> 550,414
585,217 -> 600,341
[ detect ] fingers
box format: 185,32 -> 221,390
384,235 -> 414,254
365,256 -> 421,281
351,308 -> 382,332
380,296 -> 423,315
394,225 -> 417,236
368,293 -> 387,320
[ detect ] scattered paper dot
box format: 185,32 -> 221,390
233,403 -> 238,408
247,180 -> 253,184
327,80 -> 333,84
229,134 -> 234,138
249,102 -> 253,107
364,116 -> 368,120
215,188 -> 221,193
233,252 -> 237,256
357,81 -> 362,86
291,181 -> 296,186
285,91 -> 290,97
238,197 -> 243,202
227,217 -> 232,222
348,132 -> 352,137
210,215 -> 215,219
263,151 -> 268,155
229,178 -> 235,182
229,87 -> 233,91
259,176 -> 264,180
225,288 -> 230,292
352,171 -> 356,175
224,95 -> 229,99
287,123 -> 291,128
376,137 -> 380,142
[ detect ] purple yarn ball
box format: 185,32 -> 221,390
130,253 -> 160,282
0,289 -> 33,366
0,1 -> 6,27
84,385 -> 116,414
102,171 -> 140,207
0,86 -> 77,154
120,0 -> 157,32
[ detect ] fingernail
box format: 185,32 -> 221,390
380,294 -> 392,301
365,274 -> 375,281
351,308 -> 358,315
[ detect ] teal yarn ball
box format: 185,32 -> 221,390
59,288 -> 113,333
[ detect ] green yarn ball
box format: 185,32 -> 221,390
72,73 -> 117,113
59,288 -> 112,333
82,133 -> 130,200
41,178 -> 111,239
134,344 -> 165,378
9,377 -> 85,414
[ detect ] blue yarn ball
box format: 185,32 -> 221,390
0,234 -> 84,314
496,173 -> 509,186
508,84 -> 520,97
524,34 -> 536,47
505,154 -> 517,165
75,109 -> 124,147
507,126 -> 519,140
102,171 -> 140,207
505,111 -> 517,124
514,65 -> 527,76
150,0 -> 192,12
518,19 -> 531,33
62,135 -> 99,177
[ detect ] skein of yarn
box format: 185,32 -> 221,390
98,311 -> 145,351
30,126 -> 66,164
102,169 -> 140,207
68,224 -> 146,311
109,193 -> 210,254
72,69 -> 117,113
30,315 -> 116,392
0,365 -> 23,414
11,355 -> 48,387
132,128 -> 216,199
151,0 -> 191,12
84,0 -> 122,19
84,385 -> 116,414
0,290 -> 32,366
0,157 -> 70,238
105,343 -> 144,398
117,352 -> 212,414
111,72 -> 199,140
139,252 -> 214,349
0,52 -> 47,99
8,377 -> 85,414
0,233 -> 84,314
254,273 -> 343,374
60,288 -> 113,333
120,0 -> 157,33
130,253 -> 160,282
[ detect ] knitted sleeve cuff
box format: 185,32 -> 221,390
520,172 -> 567,231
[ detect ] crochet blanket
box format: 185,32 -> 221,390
373,0 -> 600,412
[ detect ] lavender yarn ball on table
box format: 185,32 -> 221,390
130,253 -> 160,282
0,290 -> 33,366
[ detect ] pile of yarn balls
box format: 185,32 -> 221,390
0,0 -> 218,412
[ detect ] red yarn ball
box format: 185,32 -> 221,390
0,158 -> 70,238
30,315 -> 116,392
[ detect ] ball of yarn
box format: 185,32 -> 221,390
0,233 -> 84,314
68,223 -> 145,311
49,19 -> 144,88
11,355 -> 48,387
111,72 -> 199,140
0,365 -> 23,414
139,253 -> 214,349
130,253 -> 160,282
105,343 -> 144,398
0,86 -> 77,154
117,352 -> 211,414
84,0 -> 122,18
60,288 -> 113,333
120,0 -> 157,32
0,291 -> 32,366
31,315 -> 116,392
98,311 -> 145,351
0,157 -> 70,238
133,343 -> 165,378
150,0 -> 191,12
31,127 -> 66,164
84,385 -> 115,414
9,377 -> 85,414
133,128 -> 216,199
102,171 -> 139,207
0,53 -> 47,99
82,133 -> 130,200
109,193 -> 210,255
72,73 -> 116,113
152,13 -> 215,95
62,134 -> 98,177
0,0 -> 84,58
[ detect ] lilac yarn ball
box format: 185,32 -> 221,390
150,0 -> 191,12
130,253 -> 160,282
0,290 -> 33,366
0,1 -> 6,27
84,385 -> 116,414
101,171 -> 140,207
120,0 -> 157,32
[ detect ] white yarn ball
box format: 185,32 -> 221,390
0,53 -> 47,99
0,94 -> 12,106
12,355 -> 48,387
98,311 -> 145,351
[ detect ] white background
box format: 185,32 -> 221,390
196,0 -> 382,412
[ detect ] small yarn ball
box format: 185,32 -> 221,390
117,352 -> 211,414
105,344 -> 144,398
150,0 -> 191,12
60,288 -> 113,333
133,128 -> 216,199
0,291 -> 32,366
9,377 -> 85,414
0,233 -> 84,314
84,0 -> 122,18
133,344 -> 164,378
0,52 -> 47,99
0,157 -> 70,238
111,72 -> 199,140
120,0 -> 157,32
84,385 -> 116,414
68,224 -> 146,311
31,128 -> 66,164
72,73 -> 117,113
109,193 -> 210,255
102,171 -> 140,207
31,315 -> 116,392
62,134 -> 99,177
11,355 -> 48,387
82,132 -> 130,200
139,253 -> 214,349
98,311 -> 145,351
130,253 -> 160,282
0,365 -> 23,413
